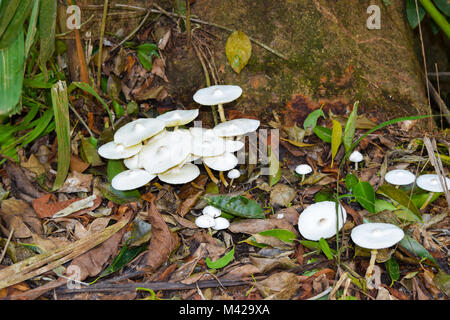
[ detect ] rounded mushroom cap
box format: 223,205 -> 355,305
385,169 -> 416,186
227,169 -> 241,179
190,130 -> 227,157
195,214 -> 216,228
113,118 -> 165,147
98,141 -> 142,160
193,85 -> 242,106
203,205 -> 222,218
349,151 -> 363,163
156,109 -> 199,127
213,118 -> 260,137
295,164 -> 312,175
350,223 -> 404,249
123,153 -> 142,170
224,138 -> 245,153
140,129 -> 192,174
111,169 -> 156,191
416,174 -> 450,192
157,163 -> 200,184
203,152 -> 238,171
213,217 -> 230,230
297,201 -> 347,241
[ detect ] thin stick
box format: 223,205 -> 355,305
68,0 -> 89,84
110,9 -> 151,52
0,228 -> 14,264
96,0 -> 109,90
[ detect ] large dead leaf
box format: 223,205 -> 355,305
0,198 -> 42,238
58,171 -> 93,193
229,218 -> 298,236
32,194 -> 101,218
255,272 -> 300,299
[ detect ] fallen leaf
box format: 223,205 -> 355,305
0,198 -> 42,238
32,194 -> 101,218
270,184 -> 297,207
70,155 -> 90,173
58,171 -> 93,193
21,154 -> 46,176
255,272 -> 300,299
229,218 -> 298,235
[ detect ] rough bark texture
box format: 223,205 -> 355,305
164,0 -> 430,124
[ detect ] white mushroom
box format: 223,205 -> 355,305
351,223 -> 404,288
227,168 -> 241,188
213,217 -> 230,230
295,164 -> 312,183
156,109 -> 199,127
297,201 -> 347,241
224,138 -> 245,153
416,174 -> 450,210
157,163 -> 200,185
384,169 -> 416,188
98,141 -> 142,160
113,118 -> 165,147
203,205 -> 222,218
193,85 -> 242,122
203,152 -> 238,172
349,151 -> 363,170
213,118 -> 260,137
111,169 -> 156,191
190,129 -> 227,157
123,153 -> 142,170
195,214 -> 216,229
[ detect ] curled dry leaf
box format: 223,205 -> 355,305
255,272 -> 300,300
32,194 -> 101,219
0,198 -> 42,238
58,171 -> 93,193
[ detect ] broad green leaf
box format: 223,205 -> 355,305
39,0 -> 56,75
410,192 -> 442,209
374,199 -> 397,213
314,190 -> 334,202
433,0 -> 450,17
353,181 -> 376,213
313,126 -> 332,143
299,240 -> 320,250
136,43 -> 159,71
0,0 -> 33,49
80,136 -> 103,166
433,270 -> 450,297
303,108 -> 325,130
0,29 -> 24,116
268,145 -> 281,187
51,81 -> 71,191
106,159 -> 141,203
258,229 -> 296,244
0,0 -> 21,40
331,120 -> 342,167
205,195 -> 265,219
406,0 -> 425,29
343,101 -> 358,153
399,234 -> 437,266
319,238 -> 334,260
206,246 -> 235,269
377,184 -> 421,221
345,173 -> 359,191
385,257 -> 400,285
225,30 -> 252,74
394,209 -> 422,222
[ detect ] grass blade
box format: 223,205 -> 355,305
0,0 -> 33,49
39,0 -> 57,76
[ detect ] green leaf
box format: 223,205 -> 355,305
410,192 -> 442,209
136,43 -> 159,71
319,238 -> 335,260
205,195 -> 265,219
406,0 -> 426,29
345,173 -> 359,191
258,229 -> 296,244
377,184 -> 422,221
331,120 -> 342,167
314,190 -> 334,202
374,199 -> 397,213
353,181 -> 376,213
0,0 -> 22,40
106,159 -> 141,203
313,126 -> 332,143
299,240 -> 320,250
434,0 -> 450,17
39,0 -> 57,74
399,234 -> 437,266
385,257 -> 400,285
343,101 -> 358,153
0,29 -> 24,116
303,108 -> 325,130
80,136 -> 103,166
51,81 -> 71,191
0,0 -> 32,49
206,246 -> 235,269
225,30 -> 252,74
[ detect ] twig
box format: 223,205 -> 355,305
306,286 -> 332,300
427,78 -> 450,125
0,228 -> 14,264
97,0 -> 109,89
110,9 -> 152,52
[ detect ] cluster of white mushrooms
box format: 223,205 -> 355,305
97,85 -> 259,191
194,205 -> 230,230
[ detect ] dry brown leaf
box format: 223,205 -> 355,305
255,272 -> 300,300
32,194 -> 101,218
249,255 -> 297,273
229,218 -> 298,235
0,198 -> 42,238
21,154 -> 46,176
70,155 -> 90,173
58,171 -> 93,193
5,161 -> 44,198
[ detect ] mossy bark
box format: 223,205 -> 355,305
165,0 -> 429,125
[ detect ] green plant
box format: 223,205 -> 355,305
406,0 -> 450,37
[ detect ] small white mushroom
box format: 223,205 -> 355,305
384,169 -> 416,188
350,223 -> 404,288
203,205 -> 222,218
193,85 -> 242,122
297,201 -> 347,241
213,217 -> 230,230
111,169 -> 156,191
98,141 -> 142,160
416,174 -> 450,210
227,168 -> 241,188
195,214 -> 216,228
113,118 -> 165,147
157,163 -> 200,184
349,151 -> 363,170
156,109 -> 199,127
295,164 -> 312,183
203,152 -> 238,172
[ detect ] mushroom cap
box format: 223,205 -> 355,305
157,163 -> 200,184
156,109 -> 199,127
297,201 -> 347,241
227,169 -> 241,179
350,223 -> 404,249
123,153 -> 142,170
193,85 -> 242,106
203,205 -> 222,218
203,152 -> 238,171
113,118 -> 165,147
295,164 -> 312,175
213,217 -> 230,230
384,169 -> 416,186
195,214 -> 216,228
140,129 -> 192,174
111,169 -> 156,191
98,141 -> 142,160
416,174 -> 450,193
213,118 -> 260,137
349,151 -> 363,163
190,129 -> 227,157
224,138 -> 245,153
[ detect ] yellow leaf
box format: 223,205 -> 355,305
280,137 -> 314,148
331,120 -> 342,167
225,30 -> 252,74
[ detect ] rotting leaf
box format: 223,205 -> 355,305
225,30 -> 252,74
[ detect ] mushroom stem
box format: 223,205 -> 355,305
420,192 -> 434,211
365,249 -> 378,283
355,162 -> 358,171
204,164 -> 220,185
211,106 -> 219,126
217,103 -> 226,122
219,171 -> 229,187
301,174 -> 305,183
228,178 -> 235,189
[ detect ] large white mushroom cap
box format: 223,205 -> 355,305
190,130 -> 227,157
224,138 -> 245,153
213,217 -> 230,230
123,153 -> 142,170
98,141 -> 142,160
350,223 -> 404,249
203,152 -> 238,171
113,118 -> 165,147
213,118 -> 260,137
157,163 -> 200,184
385,169 -> 416,186
416,174 -> 450,193
111,169 -> 156,191
156,109 -> 199,127
203,205 -> 222,218
295,164 -> 312,175
297,201 -> 347,241
140,129 -> 192,174
193,85 -> 242,106
195,214 -> 216,228
349,151 -> 363,163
